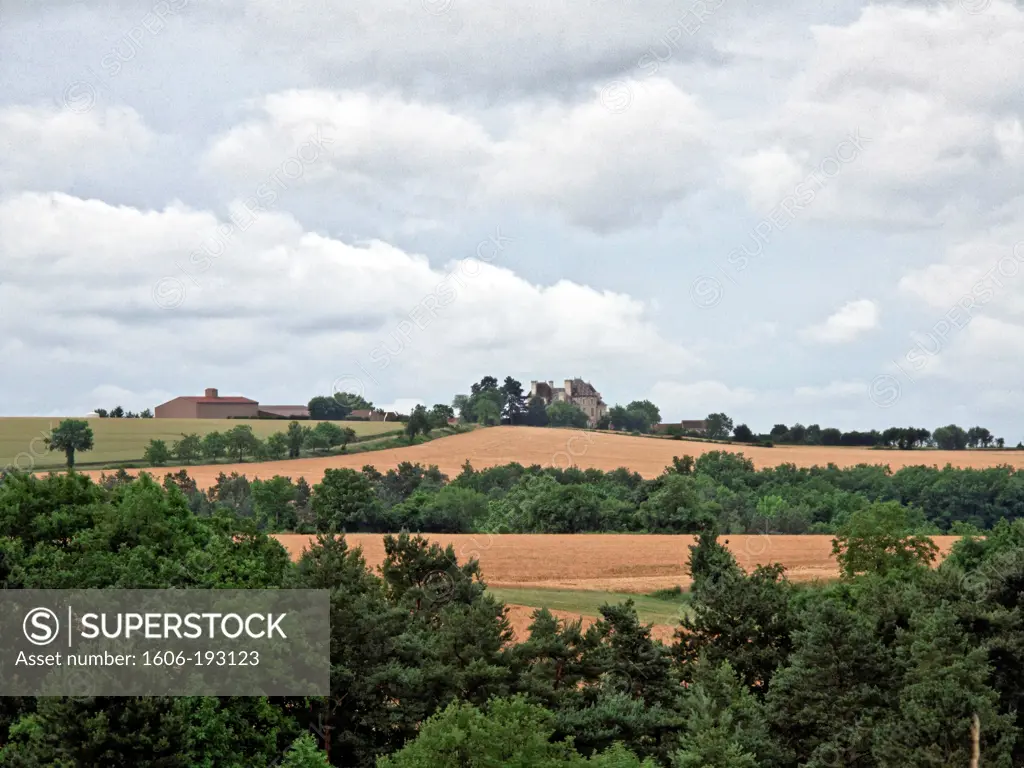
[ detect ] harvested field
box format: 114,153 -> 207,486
503,604 -> 676,644
1,417 -> 399,471
276,533 -> 961,642
78,426 -> 1024,489
272,533 -> 963,593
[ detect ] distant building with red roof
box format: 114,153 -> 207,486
155,388 -> 260,419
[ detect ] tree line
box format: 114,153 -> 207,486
100,448 -> 1024,536
701,413 -> 1010,449
41,414 -> 463,471
1,468 -> 1023,765
93,406 -> 153,418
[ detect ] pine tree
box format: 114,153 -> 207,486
870,607 -> 1017,767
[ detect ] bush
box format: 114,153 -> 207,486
649,585 -> 685,599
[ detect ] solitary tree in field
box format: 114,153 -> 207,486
45,419 -> 95,469
405,405 -> 432,444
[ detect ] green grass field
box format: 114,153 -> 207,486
487,586 -> 691,626
0,417 -> 402,470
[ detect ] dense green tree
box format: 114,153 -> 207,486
526,395 -> 551,427
821,427 -> 843,445
286,421 -> 309,458
308,395 -> 350,420
547,401 -> 589,429
200,430 -> 227,461
405,405 -> 432,443
638,475 -> 716,533
678,533 -> 795,696
832,501 -> 939,578
280,733 -> 331,767
251,476 -> 298,531
391,486 -> 487,533
44,418 -> 95,468
732,424 -> 754,442
967,426 -> 994,448
334,391 -> 373,411
311,468 -> 381,532
264,431 -> 289,459
474,394 -> 502,426
378,696 -> 654,767
172,433 -> 202,464
768,595 -> 898,766
704,413 -> 734,440
470,376 -> 500,395
452,394 -> 474,421
870,606 -> 1017,767
933,423 -> 969,450
429,403 -> 454,429
142,439 -> 171,466
501,377 -> 527,424
672,661 -> 779,768
224,424 -> 260,461
624,400 -> 661,433
306,422 -> 355,453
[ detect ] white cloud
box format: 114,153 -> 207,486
725,1 -> 1024,226
0,191 -> 698,412
202,79 -> 711,232
0,104 -> 155,192
801,299 -> 879,344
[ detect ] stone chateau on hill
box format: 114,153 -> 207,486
529,378 -> 607,426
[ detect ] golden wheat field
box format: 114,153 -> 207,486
272,533 -> 962,592
272,533 -> 963,642
1,417 -> 399,471
78,426 -> 1024,489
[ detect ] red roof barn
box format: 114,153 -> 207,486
155,388 -> 260,419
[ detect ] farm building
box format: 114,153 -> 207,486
155,388 -> 260,419
529,378 -> 607,426
257,405 -> 311,419
156,388 -> 311,419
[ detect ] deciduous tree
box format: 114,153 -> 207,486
44,419 -> 95,469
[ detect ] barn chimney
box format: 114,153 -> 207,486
205,388 -> 218,399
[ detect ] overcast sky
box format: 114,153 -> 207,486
2,0 -> 1023,435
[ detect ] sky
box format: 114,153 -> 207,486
1,0 -> 1023,436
